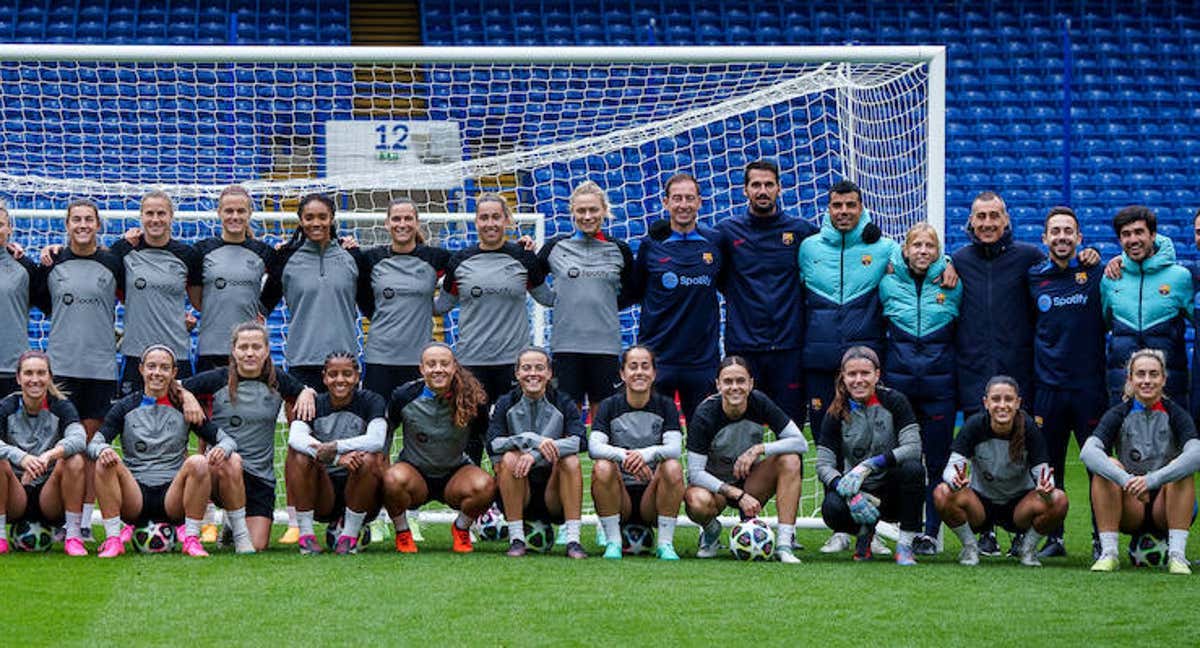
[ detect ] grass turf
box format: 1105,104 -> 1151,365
3,440 -> 1200,646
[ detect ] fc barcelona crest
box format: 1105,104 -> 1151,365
1159,284 -> 1171,296
936,292 -> 946,304
782,232 -> 795,245
1075,272 -> 1088,285
861,254 -> 873,266
702,252 -> 714,264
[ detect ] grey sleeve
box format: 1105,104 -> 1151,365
335,417 -> 388,456
0,438 -> 28,466
943,452 -> 968,486
1144,439 -> 1200,490
529,282 -> 556,307
57,422 -> 88,457
433,290 -> 458,315
86,437 -> 109,460
587,431 -> 628,463
762,421 -> 808,456
1080,436 -> 1131,487
816,445 -> 841,488
636,430 -> 682,463
891,422 -> 922,464
490,431 -> 543,455
686,450 -> 725,494
213,427 -> 238,456
288,420 -> 320,459
553,435 -> 581,458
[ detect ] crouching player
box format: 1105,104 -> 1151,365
589,345 -> 685,561
683,356 -> 807,564
382,343 -> 495,554
0,351 -> 88,555
817,347 -> 924,565
1082,349 -> 1200,574
286,352 -> 387,555
488,347 -> 587,558
90,345 -> 238,558
934,376 -> 1068,567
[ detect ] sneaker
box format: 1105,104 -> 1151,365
565,541 -> 588,559
450,525 -> 473,553
119,524 -> 134,545
603,541 -> 623,560
1090,553 -> 1119,572
555,525 -> 569,547
80,525 -> 94,543
776,548 -> 801,564
200,523 -> 219,544
978,531 -> 1001,557
1019,549 -> 1042,567
334,535 -> 359,555
958,544 -> 980,566
820,532 -> 852,553
1168,553 -> 1192,575
1007,532 -> 1025,558
871,534 -> 891,556
595,525 -> 608,547
393,529 -> 417,554
298,534 -> 323,555
279,526 -> 301,544
1037,537 -> 1066,558
853,531 -> 874,561
234,536 -> 256,555
696,522 -> 722,559
181,536 -> 209,558
912,534 -> 938,556
409,516 -> 425,542
506,539 -> 527,557
656,543 -> 680,561
894,544 -> 917,566
64,537 -> 88,557
0,538 -> 9,554
97,536 -> 125,558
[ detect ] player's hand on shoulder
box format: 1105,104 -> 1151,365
40,244 -> 63,266
1104,255 -> 1124,280
6,241 -> 25,259
1077,247 -> 1100,267
935,260 -> 959,288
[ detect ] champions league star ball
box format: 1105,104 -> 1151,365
133,522 -> 176,554
523,520 -> 555,553
620,524 -> 654,555
1128,533 -> 1168,567
730,518 -> 775,561
476,505 -> 509,542
11,520 -> 53,552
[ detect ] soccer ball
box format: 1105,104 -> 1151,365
476,505 -> 509,542
11,520 -> 53,552
133,522 -> 176,554
730,518 -> 775,561
1128,533 -> 1167,568
621,524 -> 654,555
325,517 -> 373,550
523,520 -> 554,553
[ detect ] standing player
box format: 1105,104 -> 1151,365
261,193 -> 363,391
633,173 -> 723,421
1082,349 -> 1200,574
189,186 -> 274,372
0,351 -> 88,555
683,357 -> 807,564
1026,206 -> 1106,558
0,204 -> 39,397
934,376 -> 1068,567
285,351 -> 388,555
816,347 -> 925,565
878,223 -> 961,554
536,181 -> 636,409
89,345 -> 238,558
487,348 -> 587,558
589,345 -> 685,561
715,160 -> 817,428
382,343 -> 495,554
110,191 -> 200,394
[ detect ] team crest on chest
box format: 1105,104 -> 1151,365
936,292 -> 946,304
702,252 -> 713,264
861,254 -> 872,266
1035,415 -> 1044,427
1159,284 -> 1171,296
1075,272 -> 1088,285
810,397 -> 823,410
782,232 -> 795,245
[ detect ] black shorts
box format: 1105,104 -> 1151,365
212,471 -> 276,520
976,489 -> 1029,533
414,461 -> 472,505
497,468 -> 565,524
194,355 -> 229,373
317,470 -> 350,524
16,481 -> 59,524
464,364 -> 515,405
58,376 -> 118,420
624,482 -> 651,526
121,355 -> 194,397
1138,488 -> 1165,535
363,364 -> 421,399
136,481 -> 177,525
0,373 -> 17,399
288,365 -> 328,393
552,352 -> 620,407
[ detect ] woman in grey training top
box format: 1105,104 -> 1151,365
438,194 -> 553,409
190,186 -> 274,372
0,204 -> 39,397
535,181 -> 635,409
261,193 -> 363,391
358,199 -> 450,396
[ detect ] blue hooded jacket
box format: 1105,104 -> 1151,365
879,246 -> 962,401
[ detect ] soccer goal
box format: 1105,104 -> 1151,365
0,44 -> 945,531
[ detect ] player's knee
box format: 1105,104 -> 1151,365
659,458 -> 684,485
776,453 -> 801,475
499,450 -> 523,474
932,483 -> 953,509
683,486 -> 711,512
382,464 -> 409,492
224,452 -> 244,474
184,454 -> 209,478
62,453 -> 86,474
559,453 -> 581,473
591,459 -> 617,484
1051,490 -> 1070,517
471,473 -> 497,500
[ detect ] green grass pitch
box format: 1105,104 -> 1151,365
3,439 -> 1200,646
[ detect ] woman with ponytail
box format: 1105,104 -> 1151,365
934,375 -> 1065,567
381,343 -> 494,555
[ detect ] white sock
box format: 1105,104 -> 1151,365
1169,529 -> 1189,557
81,503 -> 95,528
1022,529 -> 1044,553
454,511 -> 472,530
391,511 -> 409,533
0,514 -> 6,540
565,519 -> 581,544
342,508 -> 367,539
1099,531 -> 1119,557
776,523 -> 795,552
508,521 -> 525,543
64,511 -> 83,541
286,505 -> 298,528
297,510 -> 315,537
203,502 -> 217,525
102,516 -> 123,539
657,515 -> 678,547
951,523 -> 976,548
225,507 -> 249,539
898,530 -> 916,549
599,515 -> 620,544
184,517 -> 203,539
